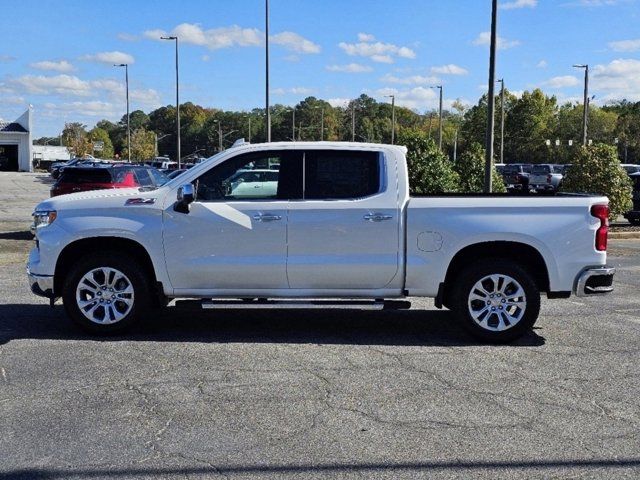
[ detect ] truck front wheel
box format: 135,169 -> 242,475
450,259 -> 541,343
62,252 -> 151,334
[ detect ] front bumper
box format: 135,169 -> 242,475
27,265 -> 55,298
575,266 -> 615,297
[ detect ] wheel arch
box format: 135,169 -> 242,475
441,241 -> 550,308
54,236 -> 159,298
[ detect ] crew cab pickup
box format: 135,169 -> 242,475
27,142 -> 615,342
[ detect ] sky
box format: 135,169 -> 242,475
1,0 -> 639,137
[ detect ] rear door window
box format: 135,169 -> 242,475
59,168 -> 111,184
303,150 -> 381,200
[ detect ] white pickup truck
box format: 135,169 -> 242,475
27,141 -> 614,342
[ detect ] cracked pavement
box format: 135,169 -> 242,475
0,172 -> 639,479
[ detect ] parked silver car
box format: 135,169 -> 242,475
529,164 -> 564,193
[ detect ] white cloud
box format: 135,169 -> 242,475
374,86 -> 444,110
501,0 -> 538,9
472,32 -> 521,50
202,55 -> 210,62
10,74 -> 93,96
117,33 -> 138,42
81,51 -> 135,65
542,75 -> 580,88
536,59 -> 548,68
380,73 -> 440,85
563,0 -> 628,6
271,87 -> 315,96
338,36 -> 416,63
271,31 -> 321,54
357,33 -> 375,42
592,58 -> 640,101
608,38 -> 640,52
43,100 -> 120,118
30,60 -> 75,73
7,74 -> 161,109
144,23 -> 320,54
0,55 -> 16,63
430,64 -> 468,75
326,63 -> 373,73
326,98 -> 351,107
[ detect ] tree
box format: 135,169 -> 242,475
62,122 -> 90,157
397,129 -> 459,194
454,143 -> 506,193
560,144 -> 632,220
123,128 -> 155,162
88,127 -> 114,159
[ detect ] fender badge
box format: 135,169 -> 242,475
125,198 -> 156,205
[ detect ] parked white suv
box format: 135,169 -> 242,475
27,142 -> 614,342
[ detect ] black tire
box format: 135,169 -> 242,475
450,259 -> 541,343
62,251 -> 152,334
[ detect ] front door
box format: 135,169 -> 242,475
286,149 -> 401,290
163,150 -> 301,292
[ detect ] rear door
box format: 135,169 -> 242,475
286,149 -> 401,290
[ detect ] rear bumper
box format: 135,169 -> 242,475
27,265 -> 55,299
575,266 -> 615,297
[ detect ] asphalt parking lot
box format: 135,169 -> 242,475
0,172 -> 639,479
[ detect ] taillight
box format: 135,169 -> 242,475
591,204 -> 609,251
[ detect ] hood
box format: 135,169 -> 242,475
35,186 -> 168,212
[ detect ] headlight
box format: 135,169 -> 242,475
32,210 -> 57,230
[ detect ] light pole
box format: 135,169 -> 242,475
430,86 -> 443,151
161,35 -> 181,167
291,107 -> 296,141
244,115 -> 252,143
351,103 -> 356,142
154,133 -> 170,157
385,95 -> 396,144
497,78 -> 505,164
574,64 -> 589,146
114,63 -> 130,161
484,0 -> 498,193
265,0 -> 271,142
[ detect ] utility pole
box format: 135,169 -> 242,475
320,108 -> 324,141
351,103 -> 355,142
247,115 -> 252,143
292,108 -> 295,141
497,78 -> 505,164
484,0 -> 498,193
574,64 -> 589,146
160,36 -> 181,167
265,0 -> 271,142
114,63 -> 130,162
453,130 -> 458,162
386,95 -> 396,144
431,86 -> 444,151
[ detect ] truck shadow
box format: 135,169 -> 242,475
0,303 -> 545,347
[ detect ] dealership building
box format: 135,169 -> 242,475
0,109 -> 33,172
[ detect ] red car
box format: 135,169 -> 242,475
51,165 -> 168,197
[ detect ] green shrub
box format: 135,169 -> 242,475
454,143 -> 506,193
560,144 -> 632,221
397,129 -> 459,194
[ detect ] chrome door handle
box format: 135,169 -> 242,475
253,213 -> 282,222
363,213 -> 393,222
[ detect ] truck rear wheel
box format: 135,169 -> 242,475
450,259 -> 540,343
62,252 -> 151,334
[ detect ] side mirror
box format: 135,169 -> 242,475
174,183 -> 194,213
